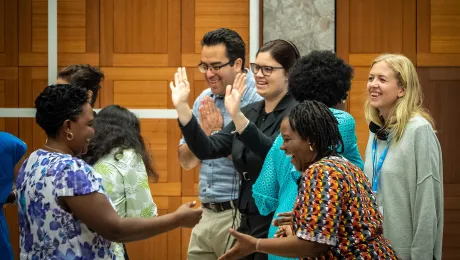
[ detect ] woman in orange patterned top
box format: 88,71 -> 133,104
219,100 -> 399,260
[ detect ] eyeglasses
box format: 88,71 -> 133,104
250,63 -> 284,76
197,60 -> 234,73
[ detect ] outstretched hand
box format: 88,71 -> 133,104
170,67 -> 191,109
224,73 -> 247,118
218,228 -> 258,260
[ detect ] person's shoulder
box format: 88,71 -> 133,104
308,156 -> 349,174
402,115 -> 437,141
115,148 -> 142,166
329,108 -> 356,124
407,115 -> 433,129
0,132 -> 26,147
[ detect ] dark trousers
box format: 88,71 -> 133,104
235,211 -> 274,260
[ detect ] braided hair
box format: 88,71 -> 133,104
35,84 -> 89,138
288,100 -> 344,161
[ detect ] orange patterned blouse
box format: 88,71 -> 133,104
292,156 -> 400,259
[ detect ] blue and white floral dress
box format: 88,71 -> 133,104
16,149 -> 115,259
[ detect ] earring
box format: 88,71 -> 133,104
309,145 -> 314,152
66,132 -> 74,141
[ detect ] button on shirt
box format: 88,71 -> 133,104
179,70 -> 262,203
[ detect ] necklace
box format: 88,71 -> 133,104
43,145 -> 67,154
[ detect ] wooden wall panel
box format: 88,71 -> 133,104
19,0 -> 99,66
101,0 -> 180,67
417,0 -> 460,66
18,67 -> 47,156
0,67 -> 19,135
0,0 -> 18,66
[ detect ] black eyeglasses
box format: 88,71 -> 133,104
197,60 -> 234,73
250,63 -> 284,76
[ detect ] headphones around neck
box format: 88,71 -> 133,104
369,121 -> 389,140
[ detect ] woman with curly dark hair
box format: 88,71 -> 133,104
219,101 -> 399,260
252,50 -> 364,260
82,104 -> 159,259
16,84 -> 202,259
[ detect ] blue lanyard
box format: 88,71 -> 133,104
372,137 -> 390,193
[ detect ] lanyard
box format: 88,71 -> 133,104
372,136 -> 390,193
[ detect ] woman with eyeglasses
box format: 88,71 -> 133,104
171,39 -> 300,260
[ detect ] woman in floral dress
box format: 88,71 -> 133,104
16,84 -> 202,259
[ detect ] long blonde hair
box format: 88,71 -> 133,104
364,54 -> 435,142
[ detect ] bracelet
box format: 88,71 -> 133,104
231,119 -> 250,135
255,238 -> 262,252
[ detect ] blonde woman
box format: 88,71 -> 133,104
364,54 -> 443,260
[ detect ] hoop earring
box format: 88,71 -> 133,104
309,145 -> 314,152
66,132 -> 74,141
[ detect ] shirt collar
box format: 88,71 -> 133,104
210,68 -> 253,101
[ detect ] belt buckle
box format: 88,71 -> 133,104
209,202 -> 219,213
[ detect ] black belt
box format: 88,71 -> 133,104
202,199 -> 238,213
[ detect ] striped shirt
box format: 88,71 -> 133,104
179,70 -> 263,203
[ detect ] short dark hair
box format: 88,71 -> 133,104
257,39 -> 300,72
201,28 -> 246,68
82,105 -> 158,180
288,50 -> 353,107
35,84 -> 89,138
288,100 -> 344,161
57,64 -> 104,106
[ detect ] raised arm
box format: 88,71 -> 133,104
180,115 -> 234,160
224,73 -> 275,158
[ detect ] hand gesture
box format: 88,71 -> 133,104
274,225 -> 294,238
199,96 -> 224,135
224,73 -> 246,118
272,211 -> 293,227
174,201 -> 203,228
218,229 -> 257,260
170,67 -> 191,109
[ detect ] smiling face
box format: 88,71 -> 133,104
200,44 -> 241,96
253,51 -> 288,100
279,118 -> 316,172
367,61 -> 405,119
